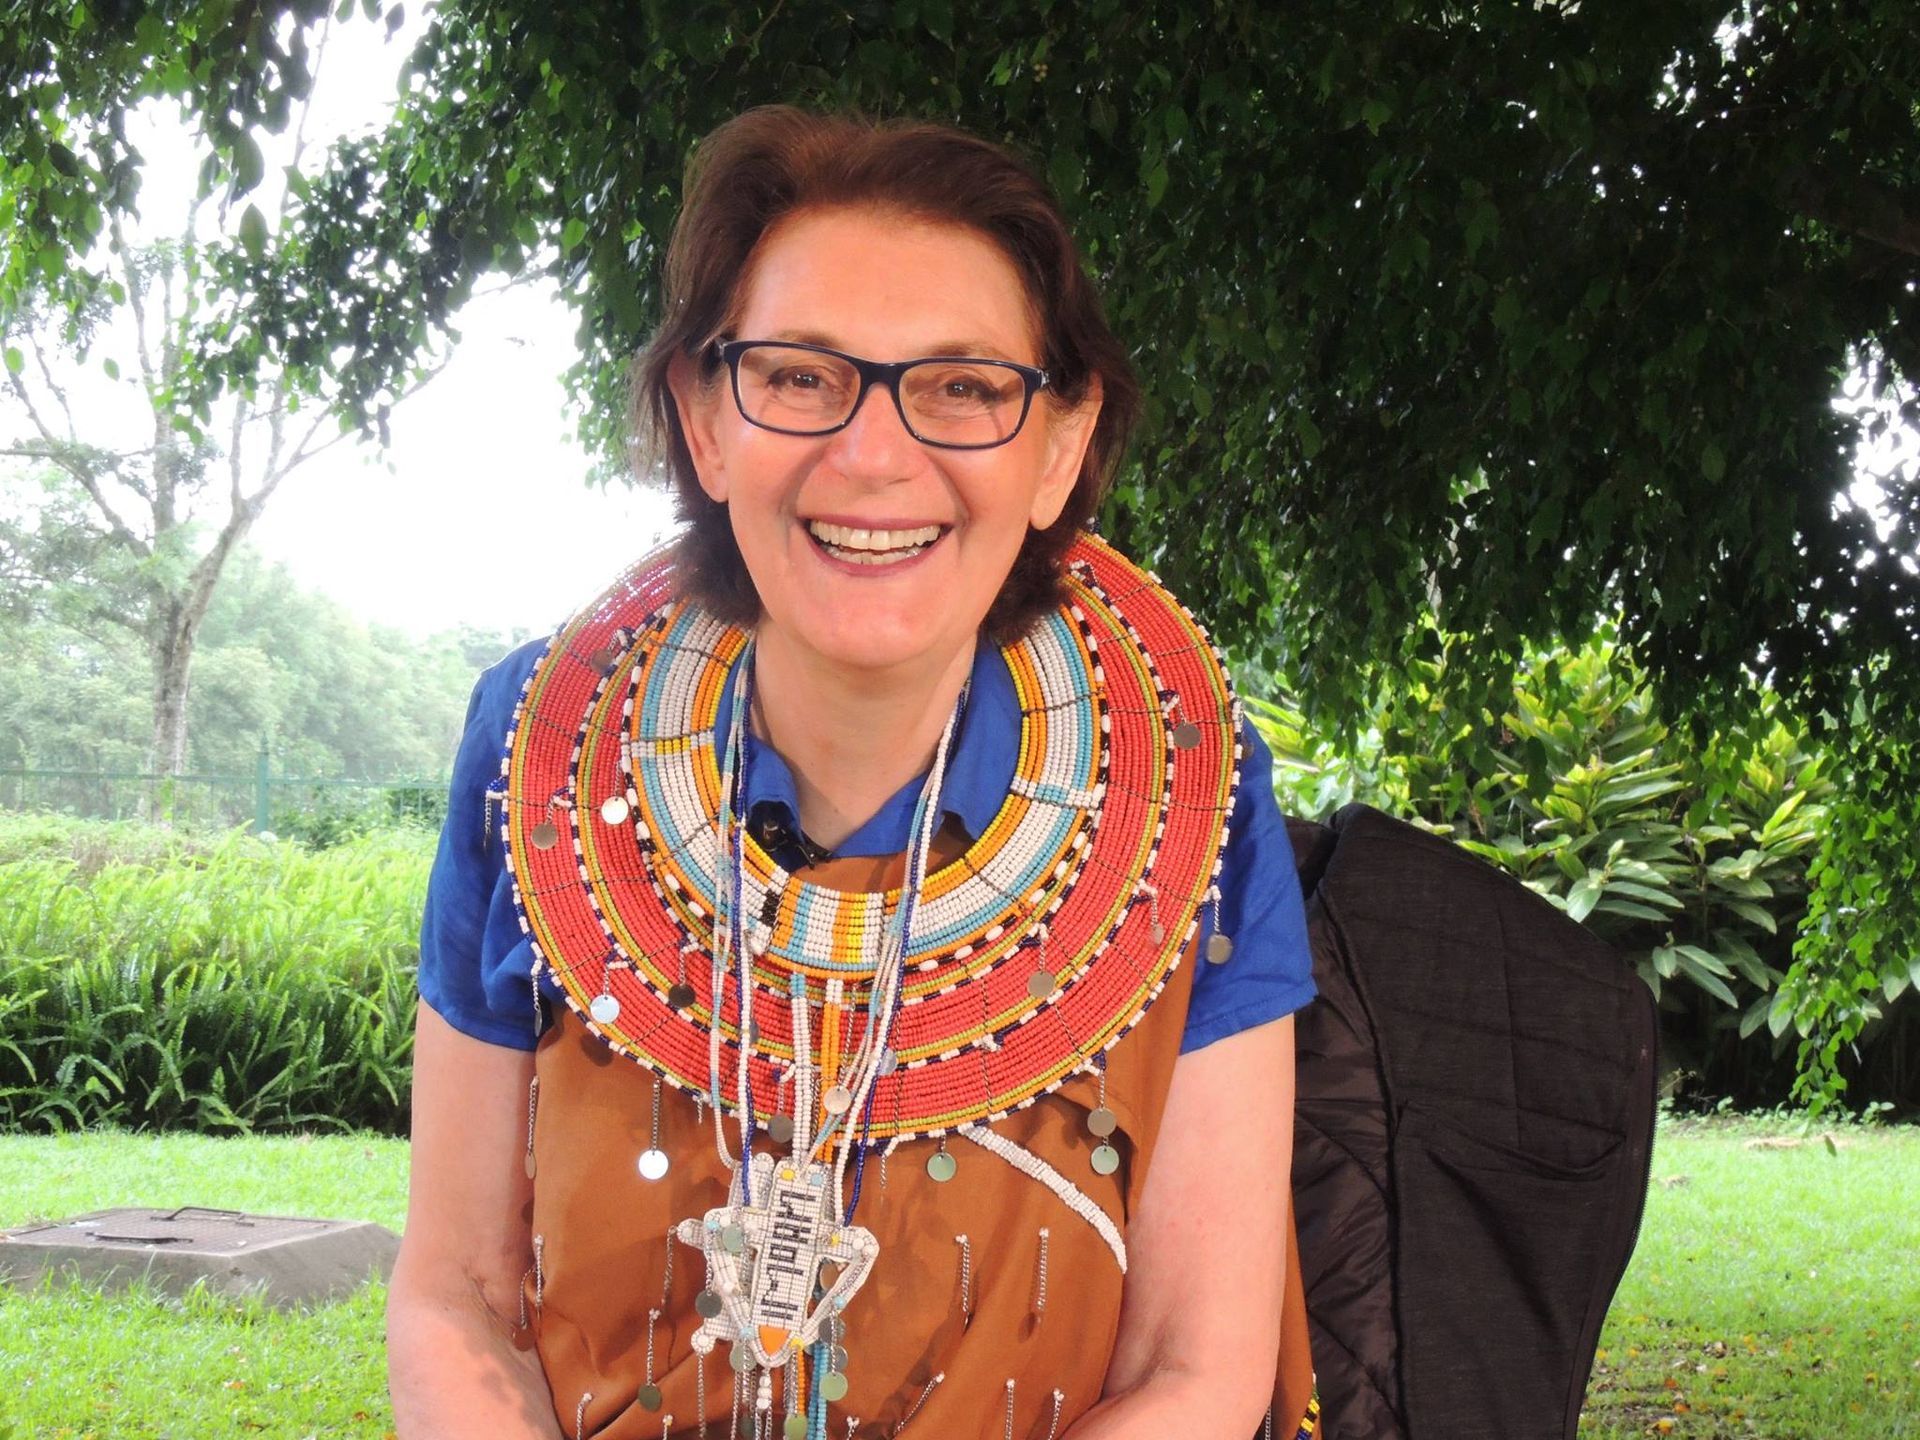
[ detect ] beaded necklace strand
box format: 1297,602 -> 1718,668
710,639 -> 965,1217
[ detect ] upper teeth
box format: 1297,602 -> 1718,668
808,521 -> 942,551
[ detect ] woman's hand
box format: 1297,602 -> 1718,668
1064,1016 -> 1296,1439
387,1001 -> 562,1439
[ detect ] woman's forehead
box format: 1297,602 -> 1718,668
731,206 -> 1042,362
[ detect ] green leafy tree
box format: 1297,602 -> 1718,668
0,231 -> 378,777
4,1 -> 1915,1106
0,508 -> 523,799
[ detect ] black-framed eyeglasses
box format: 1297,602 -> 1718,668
712,339 -> 1050,450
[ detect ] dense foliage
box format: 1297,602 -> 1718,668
0,815 -> 429,1133
4,1 -> 1915,1105
1255,623 -> 1918,1110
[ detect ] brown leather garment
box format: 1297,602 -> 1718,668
518,847 -> 1313,1439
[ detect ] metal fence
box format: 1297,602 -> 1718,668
0,744 -> 448,837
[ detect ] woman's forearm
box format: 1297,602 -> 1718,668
1060,1367 -> 1269,1440
387,1276 -> 561,1440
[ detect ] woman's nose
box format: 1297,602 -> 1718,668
823,379 -> 919,476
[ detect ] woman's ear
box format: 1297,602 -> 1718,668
1028,376 -> 1104,531
667,350 -> 730,504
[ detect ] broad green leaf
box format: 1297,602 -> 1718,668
1722,899 -> 1777,934
1675,951 -> 1738,1006
1701,441 -> 1726,482
1566,874 -> 1602,923
232,132 -> 265,195
238,203 -> 269,258
1593,898 -> 1671,922
1144,159 -> 1169,209
1673,944 -> 1734,977
1604,879 -> 1683,908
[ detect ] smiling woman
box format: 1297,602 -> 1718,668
387,107 -> 1319,1440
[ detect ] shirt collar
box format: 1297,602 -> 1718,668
713,642 -> 1018,861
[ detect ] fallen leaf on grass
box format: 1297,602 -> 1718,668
1741,1132 -> 1853,1152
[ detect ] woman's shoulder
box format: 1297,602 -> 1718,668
457,633 -> 560,751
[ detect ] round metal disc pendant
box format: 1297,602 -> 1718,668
589,992 -> 621,1024
695,1289 -> 723,1319
667,982 -> 697,1010
1150,922 -> 1166,944
819,1372 -> 849,1403
876,1048 -> 898,1076
637,1384 -> 663,1412
1091,1143 -> 1121,1176
926,1150 -> 958,1183
1087,1106 -> 1118,1138
523,1151 -> 537,1179
766,1113 -> 795,1144
822,1085 -> 854,1116
784,1416 -> 809,1439
588,646 -> 616,673
829,1345 -> 848,1371
600,794 -> 631,825
729,1337 -> 755,1372
720,1224 -> 747,1255
1171,721 -> 1202,750
1206,932 -> 1235,965
530,821 -> 560,850
637,1148 -> 670,1181
1026,970 -> 1056,1000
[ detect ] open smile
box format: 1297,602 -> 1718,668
804,519 -> 949,567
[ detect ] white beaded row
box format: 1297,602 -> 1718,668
956,1123 -> 1127,1273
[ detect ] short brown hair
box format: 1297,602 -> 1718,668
631,106 -> 1140,643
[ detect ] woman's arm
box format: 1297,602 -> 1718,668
1064,1016 -> 1296,1439
387,1001 -> 561,1439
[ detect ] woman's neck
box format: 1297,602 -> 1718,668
749,627 -> 976,853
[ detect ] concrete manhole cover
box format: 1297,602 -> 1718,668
1,1206 -> 399,1307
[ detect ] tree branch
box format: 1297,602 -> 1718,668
1784,169 -> 1920,261
110,215 -> 160,398
2,372 -> 152,557
26,329 -> 79,444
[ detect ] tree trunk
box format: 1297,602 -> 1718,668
149,605 -> 197,780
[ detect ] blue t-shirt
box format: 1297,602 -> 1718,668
418,636 -> 1316,1054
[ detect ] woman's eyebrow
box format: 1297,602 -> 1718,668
762,328 -> 1021,362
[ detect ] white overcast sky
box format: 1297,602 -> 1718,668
122,10 -> 678,641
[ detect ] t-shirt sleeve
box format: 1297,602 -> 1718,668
417,641 -> 547,1051
1178,719 -> 1318,1054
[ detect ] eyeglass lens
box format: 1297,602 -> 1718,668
733,345 -> 1029,445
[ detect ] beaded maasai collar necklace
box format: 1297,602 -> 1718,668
499,530 -> 1240,1418
502,530 -> 1239,1138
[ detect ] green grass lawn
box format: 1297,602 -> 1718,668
0,1118 -> 1913,1439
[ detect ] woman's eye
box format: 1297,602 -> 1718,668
914,369 -> 1008,406
769,368 -> 824,391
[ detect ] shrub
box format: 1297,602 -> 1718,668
0,816 -> 432,1134
1253,621 -> 1916,1110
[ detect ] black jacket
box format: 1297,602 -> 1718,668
1287,805 -> 1657,1440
